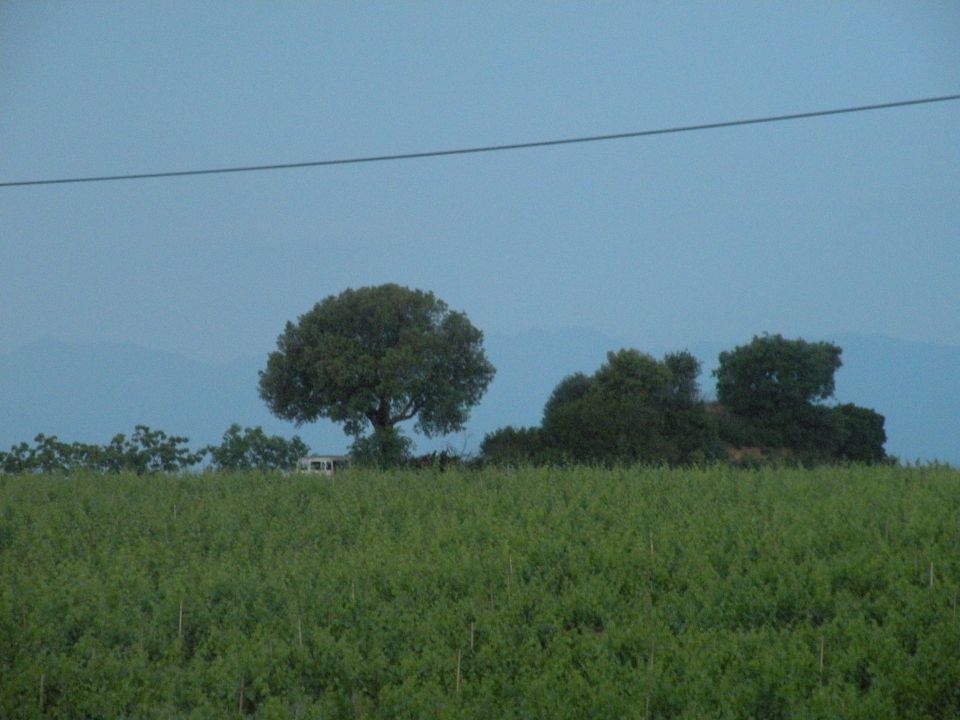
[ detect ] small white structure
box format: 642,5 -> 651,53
297,455 -> 351,475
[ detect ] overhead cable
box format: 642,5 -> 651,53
1,93 -> 958,188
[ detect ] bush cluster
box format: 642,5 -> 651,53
482,335 -> 886,468
0,424 -> 309,475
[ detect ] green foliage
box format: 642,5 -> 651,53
203,424 -> 309,472
117,425 -> 205,473
713,335 -> 886,463
534,348 -> 717,465
663,350 -> 702,404
1,465 -> 958,718
715,334 -> 843,417
349,426 -> 413,468
258,284 -> 495,445
0,426 -> 203,474
478,426 -> 546,465
593,348 -> 673,401
832,404 -> 887,463
541,372 -> 593,421
543,381 -> 670,463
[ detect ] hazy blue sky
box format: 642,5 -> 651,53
2,2 -> 959,365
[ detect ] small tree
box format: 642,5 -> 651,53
258,284 -> 495,466
539,348 -> 716,466
480,426 -> 546,466
25,434 -> 73,473
111,425 -> 203,473
204,424 -> 310,472
714,334 -> 842,419
713,335 -> 886,463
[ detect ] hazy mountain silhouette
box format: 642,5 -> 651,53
1,332 -> 956,465
0,339 -> 343,454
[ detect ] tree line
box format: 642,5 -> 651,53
480,334 -> 886,467
255,285 -> 885,469
0,424 -> 309,474
1,285 -> 888,473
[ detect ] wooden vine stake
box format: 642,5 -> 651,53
238,678 -> 245,715
644,638 -> 656,719
929,561 -> 934,588
178,599 -> 184,640
818,636 -> 825,679
455,649 -> 462,693
39,672 -> 44,711
470,621 -> 475,651
298,617 -> 303,648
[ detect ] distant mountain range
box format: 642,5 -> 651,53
1,332 -> 957,465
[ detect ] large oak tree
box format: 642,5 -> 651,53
258,284 -> 495,463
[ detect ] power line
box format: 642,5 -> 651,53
2,93 -> 958,188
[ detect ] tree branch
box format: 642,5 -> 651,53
390,397 -> 421,424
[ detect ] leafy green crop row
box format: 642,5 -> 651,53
1,465 -> 958,718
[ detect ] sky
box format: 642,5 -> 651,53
2,2 -> 959,367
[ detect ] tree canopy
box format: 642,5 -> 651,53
203,424 -> 309,472
483,348 -> 718,466
0,426 -> 203,474
482,336 -> 887,468
713,334 -> 884,462
258,284 -> 495,464
714,334 -> 843,418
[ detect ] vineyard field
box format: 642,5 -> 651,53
1,465 -> 958,718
